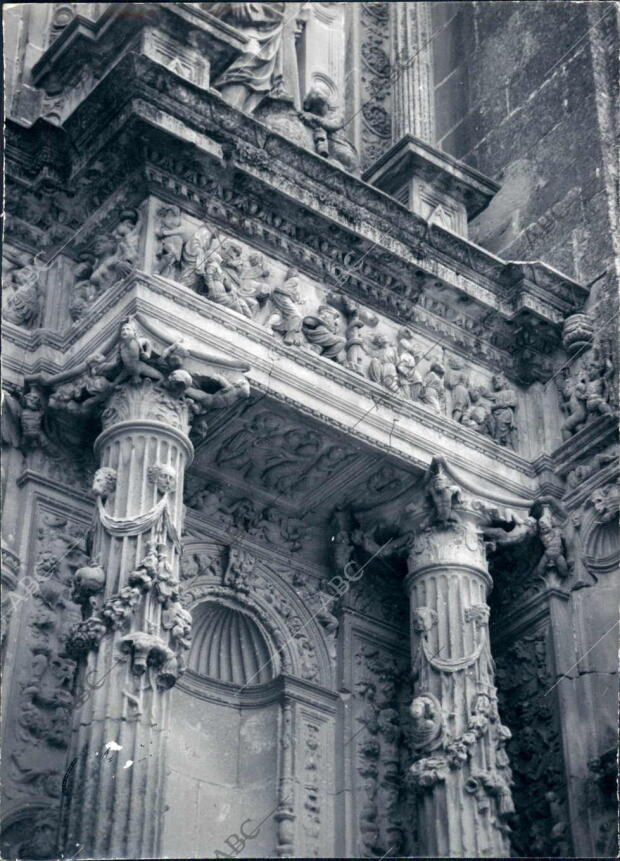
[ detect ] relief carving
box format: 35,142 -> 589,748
2,253 -> 42,328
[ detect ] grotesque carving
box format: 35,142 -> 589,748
534,505 -> 571,581
423,458 -> 462,528
20,386 -> 49,453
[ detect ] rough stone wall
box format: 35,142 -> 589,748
433,1 -> 618,283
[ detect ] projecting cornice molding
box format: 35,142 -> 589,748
3,274 -> 540,503
5,45 -> 587,386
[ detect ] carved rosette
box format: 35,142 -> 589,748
403,465 -> 514,857
61,379 -> 193,860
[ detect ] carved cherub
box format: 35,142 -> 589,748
424,458 -> 462,528
299,86 -> 359,172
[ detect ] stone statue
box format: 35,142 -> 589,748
559,371 -> 588,439
299,86 -> 359,172
269,267 -> 304,345
488,373 -> 518,449
302,305 -> 346,361
99,318 -> 164,387
424,458 -> 462,528
420,362 -> 446,413
366,334 -> 399,392
156,205 -> 186,278
210,3 -> 307,113
3,259 -> 40,328
534,505 -> 571,580
583,354 -> 613,421
20,386 -> 48,452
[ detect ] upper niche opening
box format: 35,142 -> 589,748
188,601 -> 276,686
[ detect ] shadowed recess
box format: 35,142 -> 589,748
188,601 -> 275,685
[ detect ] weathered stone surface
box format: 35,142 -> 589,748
1,3 -> 617,859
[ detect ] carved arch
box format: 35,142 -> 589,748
181,539 -> 335,689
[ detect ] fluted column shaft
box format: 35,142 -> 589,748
61,381 -> 193,860
405,514 -> 512,858
390,1 -> 436,144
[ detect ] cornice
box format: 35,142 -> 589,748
3,274 -> 539,499
551,415 -> 618,476
5,50 -> 587,385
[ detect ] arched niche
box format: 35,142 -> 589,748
161,540 -> 338,858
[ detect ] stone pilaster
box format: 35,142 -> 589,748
61,381 -> 193,860
389,2 -> 435,144
404,460 -> 514,857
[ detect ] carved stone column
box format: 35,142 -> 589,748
389,2 -> 435,144
61,381 -> 193,859
404,460 -> 514,858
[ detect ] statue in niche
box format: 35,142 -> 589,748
209,2 -> 308,114
302,305 -> 346,361
269,266 -> 305,345
299,85 -> 359,172
488,373 -> 518,449
3,257 -> 41,328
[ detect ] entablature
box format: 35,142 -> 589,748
5,41 -> 588,387
3,274 -> 540,505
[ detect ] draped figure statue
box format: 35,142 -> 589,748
209,2 -> 308,113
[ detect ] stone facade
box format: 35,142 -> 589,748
1,3 -> 617,859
